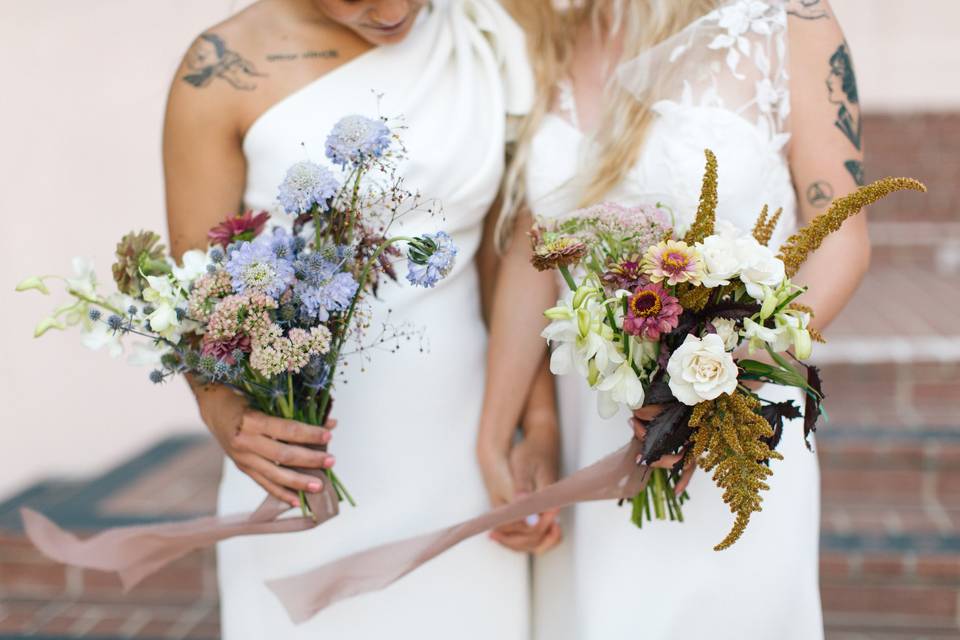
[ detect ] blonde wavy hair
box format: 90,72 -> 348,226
496,0 -> 718,250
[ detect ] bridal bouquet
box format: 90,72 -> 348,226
19,114 -> 456,519
532,150 -> 924,550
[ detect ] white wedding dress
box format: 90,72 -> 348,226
216,1 -> 533,637
525,2 -> 823,639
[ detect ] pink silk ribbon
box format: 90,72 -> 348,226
20,475 -> 339,591
266,439 -> 649,624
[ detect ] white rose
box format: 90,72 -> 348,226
711,317 -> 741,351
736,237 -> 786,300
697,232 -> 742,288
666,334 -> 739,406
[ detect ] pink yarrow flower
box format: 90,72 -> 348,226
622,282 -> 682,341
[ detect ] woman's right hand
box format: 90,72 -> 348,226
192,382 -> 337,508
631,406 -> 696,496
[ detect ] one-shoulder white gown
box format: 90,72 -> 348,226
216,2 -> 533,637
525,2 -> 823,639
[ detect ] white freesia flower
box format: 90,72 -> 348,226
142,275 -> 184,338
66,257 -> 97,298
666,334 -> 739,406
743,316 -> 788,353
172,249 -> 211,287
711,317 -> 741,351
80,321 -> 124,357
596,361 -> 645,419
736,237 -> 786,300
543,292 -> 623,378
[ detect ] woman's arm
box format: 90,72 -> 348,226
164,35 -> 334,507
786,1 -> 870,329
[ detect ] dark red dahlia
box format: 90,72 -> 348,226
207,211 -> 270,249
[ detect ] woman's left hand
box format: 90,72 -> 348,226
488,430 -> 562,554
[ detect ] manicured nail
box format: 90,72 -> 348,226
308,482 -> 322,493
323,455 -> 336,468
525,514 -> 540,527
320,432 -> 331,444
635,454 -> 644,465
289,499 -> 299,508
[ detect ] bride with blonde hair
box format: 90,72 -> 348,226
478,0 -> 868,637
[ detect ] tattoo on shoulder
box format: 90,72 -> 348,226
266,50 -> 339,63
182,33 -> 266,91
845,160 -> 865,186
787,0 -> 830,20
826,42 -> 862,151
806,181 -> 834,208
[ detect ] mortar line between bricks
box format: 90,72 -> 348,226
118,609 -> 151,638
922,465 -> 953,534
164,601 -> 213,640
68,605 -> 105,637
22,599 -> 71,635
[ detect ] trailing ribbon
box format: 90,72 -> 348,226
266,439 -> 648,624
20,472 -> 339,591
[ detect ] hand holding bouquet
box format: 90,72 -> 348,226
19,114 -> 457,522
532,150 -> 924,549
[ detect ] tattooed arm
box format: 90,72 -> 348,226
787,0 -> 870,331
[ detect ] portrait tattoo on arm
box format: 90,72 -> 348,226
826,42 -> 865,184
787,0 -> 830,20
182,34 -> 266,91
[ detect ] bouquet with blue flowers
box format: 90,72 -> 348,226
19,114 -> 457,519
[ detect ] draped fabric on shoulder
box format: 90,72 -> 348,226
615,0 -> 791,150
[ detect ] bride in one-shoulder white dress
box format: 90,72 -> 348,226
216,1 -> 533,637
525,3 -> 823,639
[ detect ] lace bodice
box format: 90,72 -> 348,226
527,0 -> 796,248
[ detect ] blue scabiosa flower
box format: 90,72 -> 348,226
277,161 -> 340,216
225,240 -> 295,298
325,115 -> 392,168
406,231 -> 458,288
293,253 -> 359,320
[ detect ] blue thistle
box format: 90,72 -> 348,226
209,247 -> 225,263
88,308 -> 102,322
107,315 -> 124,332
149,370 -> 165,384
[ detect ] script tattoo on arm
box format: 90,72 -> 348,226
266,50 -> 340,62
826,42 -> 865,184
806,181 -> 835,208
787,0 -> 830,20
182,34 -> 266,91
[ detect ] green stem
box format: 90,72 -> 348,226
558,265 -> 578,292
652,468 -> 666,520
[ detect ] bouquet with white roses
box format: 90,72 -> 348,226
532,150 -> 924,550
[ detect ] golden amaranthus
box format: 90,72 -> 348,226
689,392 -> 784,551
752,205 -> 783,246
683,149 -> 719,245
778,177 -> 926,278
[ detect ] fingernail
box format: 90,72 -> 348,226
323,455 -> 336,468
308,482 -> 322,493
525,514 -> 540,526
289,499 -> 299,508
320,432 -> 331,444
635,454 -> 644,465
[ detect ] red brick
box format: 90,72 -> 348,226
822,584 -> 959,617
0,560 -> 65,593
916,556 -> 960,582
860,554 -> 911,579
820,553 -> 853,579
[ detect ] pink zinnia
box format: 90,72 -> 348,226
207,210 -> 270,249
622,282 -> 682,341
642,239 -> 703,286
